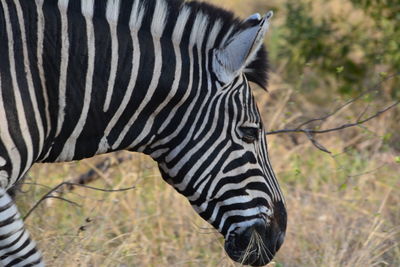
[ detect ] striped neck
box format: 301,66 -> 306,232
33,0 -> 234,162
5,0 -> 267,163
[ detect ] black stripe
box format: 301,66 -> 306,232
0,212 -> 18,227
22,257 -> 43,267
4,245 -> 38,267
0,200 -> 14,212
0,229 -> 25,250
0,226 -> 24,240
74,1 -> 113,159
39,0 -> 62,158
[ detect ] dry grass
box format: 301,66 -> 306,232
12,0 -> 400,266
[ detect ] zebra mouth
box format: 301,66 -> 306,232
224,221 -> 284,266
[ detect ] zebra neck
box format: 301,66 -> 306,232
32,0 -> 212,162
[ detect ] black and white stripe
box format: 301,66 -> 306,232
0,0 -> 286,265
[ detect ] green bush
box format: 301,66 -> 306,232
274,0 -> 400,98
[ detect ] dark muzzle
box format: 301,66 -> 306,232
224,220 -> 285,266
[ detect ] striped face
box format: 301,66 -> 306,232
152,10 -> 287,265
157,74 -> 286,265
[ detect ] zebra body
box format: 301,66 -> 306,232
0,0 -> 286,266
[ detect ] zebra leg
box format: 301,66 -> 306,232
0,188 -> 44,267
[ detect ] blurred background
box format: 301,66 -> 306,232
16,0 -> 399,266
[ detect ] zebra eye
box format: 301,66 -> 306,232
239,126 -> 259,143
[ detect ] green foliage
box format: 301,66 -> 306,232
274,0 -> 400,98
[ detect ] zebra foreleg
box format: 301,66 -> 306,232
0,188 -> 44,267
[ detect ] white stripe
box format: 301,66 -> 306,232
113,0 -> 168,149
103,0 -> 121,112
220,25 -> 234,48
14,0 -> 45,157
81,0 -> 95,17
96,4 -> 145,154
106,0 -> 120,23
55,0 -> 70,137
0,157 -> 5,167
225,219 -> 263,238
189,12 -> 209,47
57,2 -> 96,161
35,0 -> 51,138
150,0 -> 168,38
129,0 -> 146,29
0,214 -> 23,235
2,0 -> 34,180
217,207 -> 269,233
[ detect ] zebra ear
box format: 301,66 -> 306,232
213,11 -> 273,85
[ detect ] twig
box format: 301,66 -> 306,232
357,103 -> 371,122
268,101 -> 399,135
267,101 -> 399,152
23,182 -> 135,221
295,73 -> 399,129
43,196 -> 82,208
55,153 -> 132,195
347,164 -> 387,178
304,130 -> 332,154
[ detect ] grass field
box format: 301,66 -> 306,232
13,0 -> 400,266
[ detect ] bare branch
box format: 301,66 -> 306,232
267,101 -> 399,153
267,101 -> 399,136
54,153 -> 132,195
295,73 -> 399,129
23,181 -> 135,221
304,130 -> 332,154
43,196 -> 82,208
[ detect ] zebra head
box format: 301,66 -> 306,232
151,9 -> 286,266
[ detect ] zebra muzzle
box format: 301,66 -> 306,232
224,220 -> 284,266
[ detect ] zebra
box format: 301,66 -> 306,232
0,0 -> 287,265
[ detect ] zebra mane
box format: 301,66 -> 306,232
180,1 -> 269,89
64,0 -> 269,88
